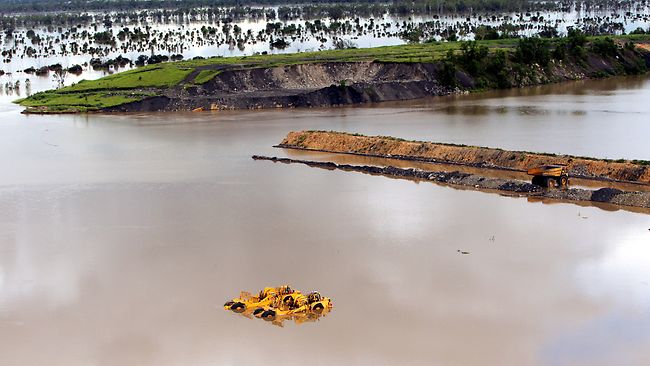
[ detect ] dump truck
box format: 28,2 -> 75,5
224,286 -> 333,326
224,285 -> 295,313
528,164 -> 569,188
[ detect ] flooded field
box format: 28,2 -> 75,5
1,75 -> 650,365
2,2 -> 650,96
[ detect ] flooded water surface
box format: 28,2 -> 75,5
1,76 -> 650,366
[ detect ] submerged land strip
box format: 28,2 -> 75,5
257,131 -> 650,210
15,34 -> 650,113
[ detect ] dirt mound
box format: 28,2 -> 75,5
279,131 -> 650,184
591,188 -> 623,202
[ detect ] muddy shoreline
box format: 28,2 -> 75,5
252,155 -> 650,210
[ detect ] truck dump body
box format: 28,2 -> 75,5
528,165 -> 569,188
527,165 -> 566,177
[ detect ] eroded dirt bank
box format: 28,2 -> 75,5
253,155 -> 650,210
104,62 -> 451,112
102,42 -> 650,113
279,131 -> 650,184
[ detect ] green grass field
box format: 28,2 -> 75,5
193,69 -> 222,84
18,91 -> 154,112
65,65 -> 194,92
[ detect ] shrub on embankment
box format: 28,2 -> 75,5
439,31 -> 649,90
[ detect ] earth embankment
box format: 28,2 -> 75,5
278,131 -> 650,184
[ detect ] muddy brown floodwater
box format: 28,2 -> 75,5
1,75 -> 650,366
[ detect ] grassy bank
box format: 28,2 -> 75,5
16,34 -> 650,113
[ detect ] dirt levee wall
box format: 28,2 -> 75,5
203,62 -> 441,93
279,131 -> 650,184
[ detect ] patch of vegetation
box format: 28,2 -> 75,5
93,30 -> 114,45
486,50 -> 510,89
64,64 -> 193,92
270,38 -> 290,49
632,159 -> 650,166
193,69 -> 221,84
401,28 -> 424,43
551,39 -> 567,60
590,37 -> 619,57
177,38 -> 519,68
514,37 -> 550,66
567,28 -> 588,60
333,39 -> 357,50
439,52 -> 458,88
457,41 -> 489,75
474,25 -> 501,41
17,91 -> 152,111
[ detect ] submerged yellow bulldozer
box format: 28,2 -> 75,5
528,164 -> 570,188
224,285 -> 333,327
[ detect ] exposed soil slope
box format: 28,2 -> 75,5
279,131 -> 650,184
104,62 -> 450,111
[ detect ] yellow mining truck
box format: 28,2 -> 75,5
224,286 -> 333,326
251,291 -> 333,327
223,285 -> 295,313
528,164 -> 569,188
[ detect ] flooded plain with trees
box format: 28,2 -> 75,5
2,0 -> 650,97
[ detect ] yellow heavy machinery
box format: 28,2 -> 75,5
528,164 -> 569,188
224,285 -> 333,327
224,285 -> 295,313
